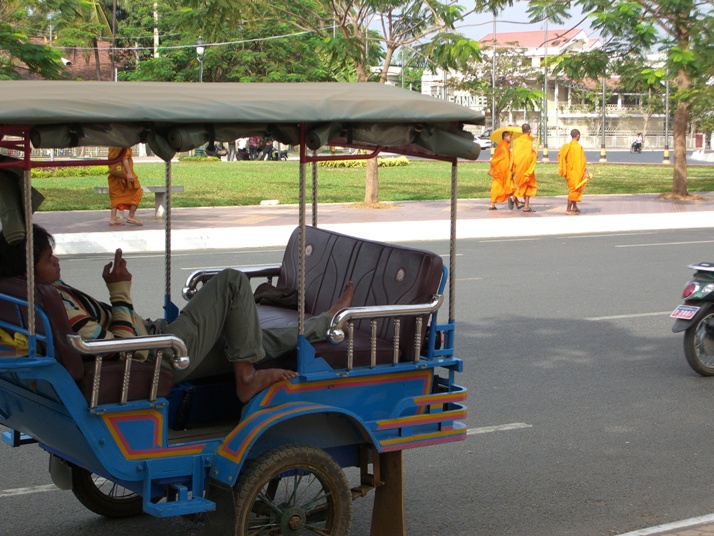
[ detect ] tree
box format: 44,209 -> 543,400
258,0 -> 505,204
116,0 -> 329,83
0,0 -> 76,79
616,56 -> 666,142
456,41 -> 544,129
536,0 -> 714,197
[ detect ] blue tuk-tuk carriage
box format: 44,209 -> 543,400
0,81 -> 482,535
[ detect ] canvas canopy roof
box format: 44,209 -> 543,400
0,81 -> 485,161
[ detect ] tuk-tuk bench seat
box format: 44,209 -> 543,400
0,277 -> 173,405
257,226 -> 444,369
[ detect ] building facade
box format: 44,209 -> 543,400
421,28 -> 671,150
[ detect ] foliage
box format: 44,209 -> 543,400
456,41 -> 544,128
255,0 -> 506,203
318,156 -> 410,168
540,0 -> 714,196
0,0 -> 74,79
177,155 -> 221,162
31,165 -> 106,178
115,0 -> 329,83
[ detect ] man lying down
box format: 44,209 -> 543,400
0,224 -> 354,403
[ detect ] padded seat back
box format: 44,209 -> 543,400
0,277 -> 174,403
277,226 -> 444,361
0,277 -> 85,380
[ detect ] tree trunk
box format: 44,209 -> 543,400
671,65 -> 691,196
93,37 -> 102,81
671,99 -> 689,196
364,158 -> 379,203
356,63 -> 379,203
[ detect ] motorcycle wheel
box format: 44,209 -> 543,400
234,444 -> 352,535
683,311 -> 714,376
71,467 -> 144,518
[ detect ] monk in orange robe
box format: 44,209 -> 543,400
107,147 -> 143,226
558,128 -> 589,215
512,123 -> 537,212
488,131 -> 515,210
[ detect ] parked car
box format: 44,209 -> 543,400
474,129 -> 492,150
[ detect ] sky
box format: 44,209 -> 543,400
457,1 -> 596,41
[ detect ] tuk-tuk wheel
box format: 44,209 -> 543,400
71,466 -> 144,518
234,444 -> 352,535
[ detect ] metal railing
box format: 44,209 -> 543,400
67,334 -> 190,408
182,266 -> 281,301
326,294 -> 444,370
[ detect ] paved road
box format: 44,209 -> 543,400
4,229 -> 714,535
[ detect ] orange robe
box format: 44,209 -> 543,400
512,134 -> 537,198
107,147 -> 143,210
489,140 -> 514,203
558,140 -> 587,202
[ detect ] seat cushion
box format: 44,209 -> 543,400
0,277 -> 84,381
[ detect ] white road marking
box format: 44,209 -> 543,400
467,422 -> 532,435
616,240 -> 714,248
480,238 -> 542,243
0,484 -> 58,498
615,512 -> 714,535
569,232 -> 657,238
586,312 -> 672,321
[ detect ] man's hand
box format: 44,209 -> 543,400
102,248 -> 132,284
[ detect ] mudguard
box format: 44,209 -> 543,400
672,302 -> 714,333
210,402 -> 375,485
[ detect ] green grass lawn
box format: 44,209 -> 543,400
31,160 -> 714,212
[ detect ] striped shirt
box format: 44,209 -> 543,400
54,279 -> 149,360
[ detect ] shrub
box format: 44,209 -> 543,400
31,166 -> 106,178
177,155 -> 221,162
318,156 -> 410,168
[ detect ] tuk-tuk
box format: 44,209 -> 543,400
0,81 -> 482,535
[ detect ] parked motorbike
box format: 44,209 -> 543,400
672,261 -> 714,375
630,140 -> 642,153
270,148 -> 289,160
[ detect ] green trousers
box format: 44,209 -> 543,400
164,269 -> 329,382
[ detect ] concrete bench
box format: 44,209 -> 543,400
93,185 -> 184,217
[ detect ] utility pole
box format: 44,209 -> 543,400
541,18 -> 549,162
153,2 -> 159,58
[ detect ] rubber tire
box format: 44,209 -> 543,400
684,311 -> 714,376
71,466 -> 144,518
234,444 -> 352,535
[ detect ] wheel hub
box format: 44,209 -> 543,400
281,507 -> 306,534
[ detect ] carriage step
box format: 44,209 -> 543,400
144,490 -> 216,518
1,429 -> 37,447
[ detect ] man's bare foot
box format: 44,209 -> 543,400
328,281 -> 355,317
233,362 -> 298,403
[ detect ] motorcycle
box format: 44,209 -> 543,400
671,262 -> 714,375
630,140 -> 642,153
270,147 -> 289,160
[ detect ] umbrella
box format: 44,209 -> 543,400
489,126 -> 523,144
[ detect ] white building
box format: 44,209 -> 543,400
421,28 -> 670,149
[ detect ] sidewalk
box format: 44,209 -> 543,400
34,193 -> 714,255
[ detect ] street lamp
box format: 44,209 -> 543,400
491,13 -> 497,155
196,37 -> 205,83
